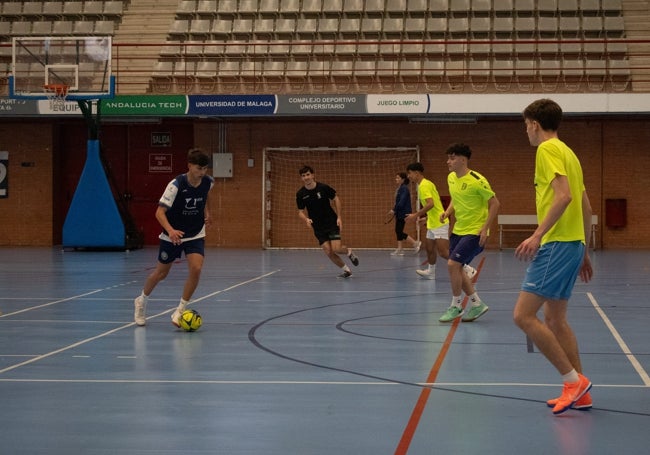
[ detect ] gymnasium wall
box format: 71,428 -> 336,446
0,115 -> 648,248
0,121 -> 54,246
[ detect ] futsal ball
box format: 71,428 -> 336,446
179,309 -> 202,332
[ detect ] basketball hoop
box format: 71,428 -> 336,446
43,83 -> 69,110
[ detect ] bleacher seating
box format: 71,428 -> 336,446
0,1 -> 125,42
147,0 -> 632,94
0,0 -> 635,95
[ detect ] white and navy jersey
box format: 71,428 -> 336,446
158,173 -> 214,242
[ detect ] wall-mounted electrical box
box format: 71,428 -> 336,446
213,153 -> 232,178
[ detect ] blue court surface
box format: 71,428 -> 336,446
0,247 -> 648,454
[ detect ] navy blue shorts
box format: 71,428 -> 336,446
158,238 -> 205,264
448,234 -> 483,266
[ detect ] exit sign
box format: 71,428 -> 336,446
151,132 -> 171,147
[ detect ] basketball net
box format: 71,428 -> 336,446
43,83 -> 69,110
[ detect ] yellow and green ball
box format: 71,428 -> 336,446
179,309 -> 202,332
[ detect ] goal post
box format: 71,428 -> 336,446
263,146 -> 420,249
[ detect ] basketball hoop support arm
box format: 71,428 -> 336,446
77,99 -> 101,140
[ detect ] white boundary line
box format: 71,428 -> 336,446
0,271 -> 280,375
0,289 -> 105,317
587,292 -> 650,386
0,379 -> 645,388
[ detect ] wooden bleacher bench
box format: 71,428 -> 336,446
498,214 -> 598,249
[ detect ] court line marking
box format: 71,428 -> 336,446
0,271 -> 279,375
0,290 -> 105,317
395,256 -> 485,455
587,292 -> 650,386
0,379 -> 645,387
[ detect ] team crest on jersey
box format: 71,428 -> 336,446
185,198 -> 198,209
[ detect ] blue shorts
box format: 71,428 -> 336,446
449,234 -> 483,266
158,238 -> 205,264
521,241 -> 584,300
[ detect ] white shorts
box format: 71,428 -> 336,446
426,225 -> 450,240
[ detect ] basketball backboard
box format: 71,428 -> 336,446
9,36 -> 114,100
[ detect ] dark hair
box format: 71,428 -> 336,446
523,98 -> 562,131
299,165 -> 314,175
187,148 -> 210,167
406,162 -> 424,173
446,143 -> 472,159
397,171 -> 409,185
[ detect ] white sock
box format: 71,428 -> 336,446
469,292 -> 481,306
342,265 -> 351,272
451,296 -> 462,307
562,369 -> 580,383
140,292 -> 149,303
428,264 -> 436,272
177,298 -> 189,311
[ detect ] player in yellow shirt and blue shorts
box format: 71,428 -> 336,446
439,143 -> 500,323
513,99 -> 594,415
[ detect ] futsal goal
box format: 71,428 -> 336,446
263,146 -> 420,249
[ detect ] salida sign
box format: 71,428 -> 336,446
151,132 -> 171,147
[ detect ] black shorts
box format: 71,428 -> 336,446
313,226 -> 341,245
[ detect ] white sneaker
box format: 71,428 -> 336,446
463,264 -> 477,279
134,296 -> 146,326
416,268 -> 435,280
171,307 -> 183,327
390,249 -> 404,256
413,241 -> 421,254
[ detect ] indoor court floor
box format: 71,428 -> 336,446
0,246 -> 648,454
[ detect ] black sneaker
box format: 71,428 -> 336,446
348,252 -> 359,266
338,270 -> 352,278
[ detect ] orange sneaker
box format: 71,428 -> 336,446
551,374 -> 592,415
547,391 -> 592,411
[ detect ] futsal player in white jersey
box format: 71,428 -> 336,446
134,148 -> 214,327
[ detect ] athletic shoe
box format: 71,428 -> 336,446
463,264 -> 477,279
391,249 -> 404,256
171,307 -> 185,327
461,302 -> 489,322
134,296 -> 146,326
439,306 -> 464,322
416,268 -> 435,279
552,374 -> 592,415
547,391 -> 592,410
348,252 -> 359,266
413,241 -> 422,254
338,270 -> 352,278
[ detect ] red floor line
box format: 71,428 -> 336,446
394,257 -> 485,455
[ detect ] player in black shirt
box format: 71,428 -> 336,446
296,165 -> 359,278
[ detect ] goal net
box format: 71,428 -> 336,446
263,146 -> 420,249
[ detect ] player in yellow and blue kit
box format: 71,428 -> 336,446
439,143 -> 500,322
513,99 -> 594,415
